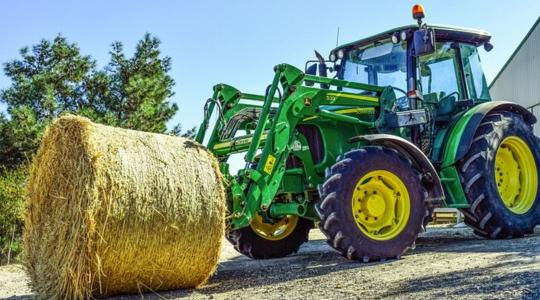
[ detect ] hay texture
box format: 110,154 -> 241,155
24,115 -> 226,299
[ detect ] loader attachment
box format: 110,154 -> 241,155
196,63 -> 391,229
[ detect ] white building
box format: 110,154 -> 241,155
490,17 -> 540,135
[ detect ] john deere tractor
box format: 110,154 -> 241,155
195,5 -> 540,262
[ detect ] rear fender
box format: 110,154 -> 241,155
441,101 -> 536,167
350,134 -> 445,206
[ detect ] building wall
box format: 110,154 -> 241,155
490,19 -> 540,135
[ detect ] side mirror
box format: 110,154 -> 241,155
318,63 -> 329,89
306,63 -> 317,75
413,28 -> 435,56
305,63 -> 317,87
314,50 -> 329,89
318,62 -> 328,78
314,50 -> 328,78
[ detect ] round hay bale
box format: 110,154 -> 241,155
23,115 -> 226,299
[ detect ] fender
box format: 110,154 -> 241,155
350,134 -> 445,206
441,101 -> 536,168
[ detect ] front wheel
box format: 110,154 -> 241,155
317,146 -> 429,262
226,214 -> 312,259
458,111 -> 540,238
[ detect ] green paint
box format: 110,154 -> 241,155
439,166 -> 469,207
195,23 -> 533,230
441,101 -> 510,168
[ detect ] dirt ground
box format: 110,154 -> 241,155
1,225 -> 539,300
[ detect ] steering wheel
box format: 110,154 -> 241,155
391,87 -> 408,110
392,87 -> 407,98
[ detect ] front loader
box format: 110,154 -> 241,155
195,4 -> 540,261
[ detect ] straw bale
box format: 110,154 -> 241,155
23,115 -> 225,299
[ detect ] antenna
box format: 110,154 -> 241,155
336,27 -> 340,47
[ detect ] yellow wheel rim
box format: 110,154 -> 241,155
494,136 -> 538,214
250,214 -> 298,241
351,170 -> 411,241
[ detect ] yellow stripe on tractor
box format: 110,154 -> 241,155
303,107 -> 375,121
326,92 -> 379,102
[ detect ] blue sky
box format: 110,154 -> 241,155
1,1 -> 539,131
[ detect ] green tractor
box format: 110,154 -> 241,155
195,4 -> 540,262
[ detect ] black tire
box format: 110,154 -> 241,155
457,111 -> 540,239
317,146 -> 429,262
226,216 -> 313,259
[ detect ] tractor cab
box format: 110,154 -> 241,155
317,5 -> 493,121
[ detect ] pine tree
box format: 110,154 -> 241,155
0,35 -> 95,167
0,34 -> 192,261
0,33 -> 188,169
89,33 -> 179,133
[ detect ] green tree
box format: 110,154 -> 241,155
83,33 -> 179,133
0,36 -> 95,168
0,34 -> 192,264
0,166 -> 27,264
0,33 -> 187,169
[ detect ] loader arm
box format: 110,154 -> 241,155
197,63 -> 394,229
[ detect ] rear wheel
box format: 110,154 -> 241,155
457,112 -> 540,238
226,214 -> 312,259
317,146 -> 429,262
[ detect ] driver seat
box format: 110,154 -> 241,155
434,92 -> 457,122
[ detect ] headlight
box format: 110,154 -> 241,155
391,33 -> 400,44
400,30 -> 408,41
330,53 -> 337,62
337,49 -> 345,59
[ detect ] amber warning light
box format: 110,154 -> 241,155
412,4 -> 425,21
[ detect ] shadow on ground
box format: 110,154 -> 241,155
122,239 -> 366,299
382,259 -> 540,299
111,227 -> 540,299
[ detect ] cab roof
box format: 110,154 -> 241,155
330,24 -> 491,57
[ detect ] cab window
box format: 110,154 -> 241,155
418,42 -> 463,101
460,44 -> 491,100
340,39 -> 407,93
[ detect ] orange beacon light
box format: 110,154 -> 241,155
412,4 -> 425,21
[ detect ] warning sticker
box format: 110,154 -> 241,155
263,154 -> 276,174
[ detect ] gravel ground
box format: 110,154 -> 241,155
1,225 -> 539,300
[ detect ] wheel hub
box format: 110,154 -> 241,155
364,194 -> 386,217
494,136 -> 538,214
250,214 -> 298,241
352,170 -> 410,241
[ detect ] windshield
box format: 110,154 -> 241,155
340,39 -> 407,94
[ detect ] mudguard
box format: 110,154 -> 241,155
441,101 -> 535,168
350,134 -> 445,206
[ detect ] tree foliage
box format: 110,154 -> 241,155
82,34 -> 178,132
0,166 -> 27,264
0,33 -> 187,169
0,35 -> 193,264
0,36 -> 94,167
